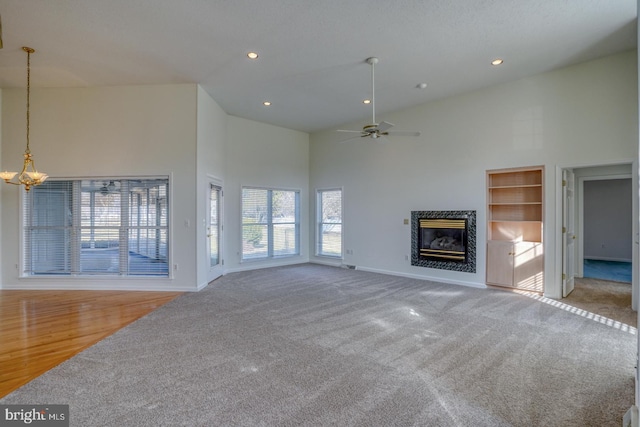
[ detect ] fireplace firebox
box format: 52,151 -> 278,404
419,218 -> 468,262
411,210 -> 476,273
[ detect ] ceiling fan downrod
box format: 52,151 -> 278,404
366,57 -> 378,125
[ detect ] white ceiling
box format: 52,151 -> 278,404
0,0 -> 636,133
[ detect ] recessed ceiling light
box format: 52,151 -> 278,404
363,99 -> 371,104
417,83 -> 428,89
263,101 -> 271,106
247,52 -> 259,59
491,58 -> 504,66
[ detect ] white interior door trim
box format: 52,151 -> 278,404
555,160 -> 637,309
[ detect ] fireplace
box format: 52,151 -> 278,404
419,218 -> 468,262
411,210 -> 476,273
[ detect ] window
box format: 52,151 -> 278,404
316,188 -> 342,257
23,178 -> 169,277
242,187 -> 299,260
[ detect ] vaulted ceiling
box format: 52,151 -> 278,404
0,0 -> 636,133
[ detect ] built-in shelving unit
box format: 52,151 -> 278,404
486,166 -> 544,292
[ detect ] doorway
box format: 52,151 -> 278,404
582,178 -> 632,280
559,162 -> 637,312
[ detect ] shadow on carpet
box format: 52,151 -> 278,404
1,264 -> 636,426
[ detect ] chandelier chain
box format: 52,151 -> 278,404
0,46 -> 47,191
25,47 -> 31,154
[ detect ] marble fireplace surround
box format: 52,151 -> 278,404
411,210 -> 476,273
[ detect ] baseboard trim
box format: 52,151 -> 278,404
346,265 -> 486,289
310,259 -> 343,268
224,259 -> 309,274
584,257 -> 632,263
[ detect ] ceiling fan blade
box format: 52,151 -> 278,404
336,129 -> 365,133
386,130 -> 421,137
376,121 -> 394,132
338,134 -> 367,143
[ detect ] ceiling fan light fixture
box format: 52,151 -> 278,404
100,180 -> 119,196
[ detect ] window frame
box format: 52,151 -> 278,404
20,176 -> 170,278
241,186 -> 300,261
316,187 -> 343,258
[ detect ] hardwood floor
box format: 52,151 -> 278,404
0,289 -> 182,398
3,279 -> 631,401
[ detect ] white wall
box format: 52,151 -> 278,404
0,84 -> 311,289
224,115 -> 310,272
309,50 -> 638,298
0,51 -> 636,299
1,84 -> 201,291
583,178 -> 632,262
196,86 -> 227,288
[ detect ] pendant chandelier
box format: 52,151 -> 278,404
0,46 -> 48,191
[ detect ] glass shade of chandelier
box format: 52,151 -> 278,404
0,46 -> 48,191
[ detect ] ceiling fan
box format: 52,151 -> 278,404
336,57 -> 421,142
99,180 -> 119,196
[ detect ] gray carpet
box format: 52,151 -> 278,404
566,277 -> 636,327
1,264 -> 636,426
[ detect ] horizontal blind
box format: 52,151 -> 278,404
242,187 -> 299,260
272,190 -> 298,257
24,178 -> 169,277
317,189 -> 342,257
24,181 -> 74,275
242,188 -> 269,259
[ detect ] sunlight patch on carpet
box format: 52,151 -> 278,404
516,291 -> 637,335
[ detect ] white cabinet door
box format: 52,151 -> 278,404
487,241 -> 543,291
513,242 -> 544,291
487,241 -> 515,287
